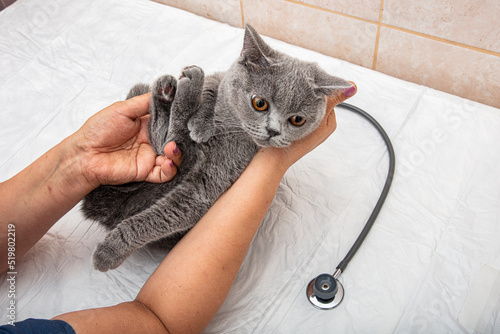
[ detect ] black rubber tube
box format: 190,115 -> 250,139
334,103 -> 396,273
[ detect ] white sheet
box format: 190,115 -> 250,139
1,0 -> 499,332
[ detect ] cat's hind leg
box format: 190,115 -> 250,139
187,73 -> 221,143
149,75 -> 177,155
164,66 -> 204,143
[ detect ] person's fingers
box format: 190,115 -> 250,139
326,82 -> 357,108
114,93 -> 151,119
160,158 -> 178,182
147,141 -> 182,183
324,105 -> 337,133
304,102 -> 336,150
164,141 -> 182,167
288,82 -> 357,154
145,162 -> 177,183
322,81 -> 356,132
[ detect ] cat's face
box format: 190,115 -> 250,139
224,25 -> 353,148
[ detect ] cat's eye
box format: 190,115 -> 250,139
289,115 -> 306,127
251,95 -> 269,112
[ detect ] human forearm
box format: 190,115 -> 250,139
0,136 -> 94,272
53,301 -> 168,334
136,148 -> 288,333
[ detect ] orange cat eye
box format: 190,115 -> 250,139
251,95 -> 269,112
289,115 -> 306,127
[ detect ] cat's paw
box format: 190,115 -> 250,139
153,75 -> 177,104
175,66 -> 204,109
179,65 -> 204,83
92,240 -> 131,272
188,117 -> 214,143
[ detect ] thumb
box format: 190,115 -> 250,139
116,93 -> 151,119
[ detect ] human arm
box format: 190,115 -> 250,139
54,86 -> 355,333
0,93 -> 181,273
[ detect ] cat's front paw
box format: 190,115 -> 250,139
93,240 -> 131,272
188,116 -> 214,143
153,75 -> 177,104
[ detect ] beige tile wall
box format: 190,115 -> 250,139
154,0 -> 500,108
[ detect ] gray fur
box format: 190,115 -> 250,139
81,25 -> 352,272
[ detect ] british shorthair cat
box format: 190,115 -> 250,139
82,25 -> 353,272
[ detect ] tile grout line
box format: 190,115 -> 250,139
372,0 -> 385,70
239,0 -> 245,28
284,0 -> 500,59
381,23 -> 500,57
284,0 -> 378,25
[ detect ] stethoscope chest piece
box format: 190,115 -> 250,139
306,273 -> 344,310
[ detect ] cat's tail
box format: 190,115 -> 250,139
126,83 -> 151,99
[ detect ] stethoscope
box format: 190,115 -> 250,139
306,103 -> 396,310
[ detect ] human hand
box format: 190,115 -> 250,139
261,83 -> 357,171
70,93 -> 182,188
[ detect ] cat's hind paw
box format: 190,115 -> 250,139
179,65 -> 204,82
153,75 -> 177,104
174,65 -> 204,111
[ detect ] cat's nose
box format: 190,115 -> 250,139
266,127 -> 281,138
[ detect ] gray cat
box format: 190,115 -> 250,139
82,25 -> 352,272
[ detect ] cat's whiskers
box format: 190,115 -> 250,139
211,129 -> 248,139
212,131 -> 247,137
213,119 -> 240,126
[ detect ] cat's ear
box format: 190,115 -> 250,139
312,67 -> 354,96
241,24 -> 272,66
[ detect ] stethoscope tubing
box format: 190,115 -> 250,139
335,103 -> 396,273
307,103 -> 396,309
